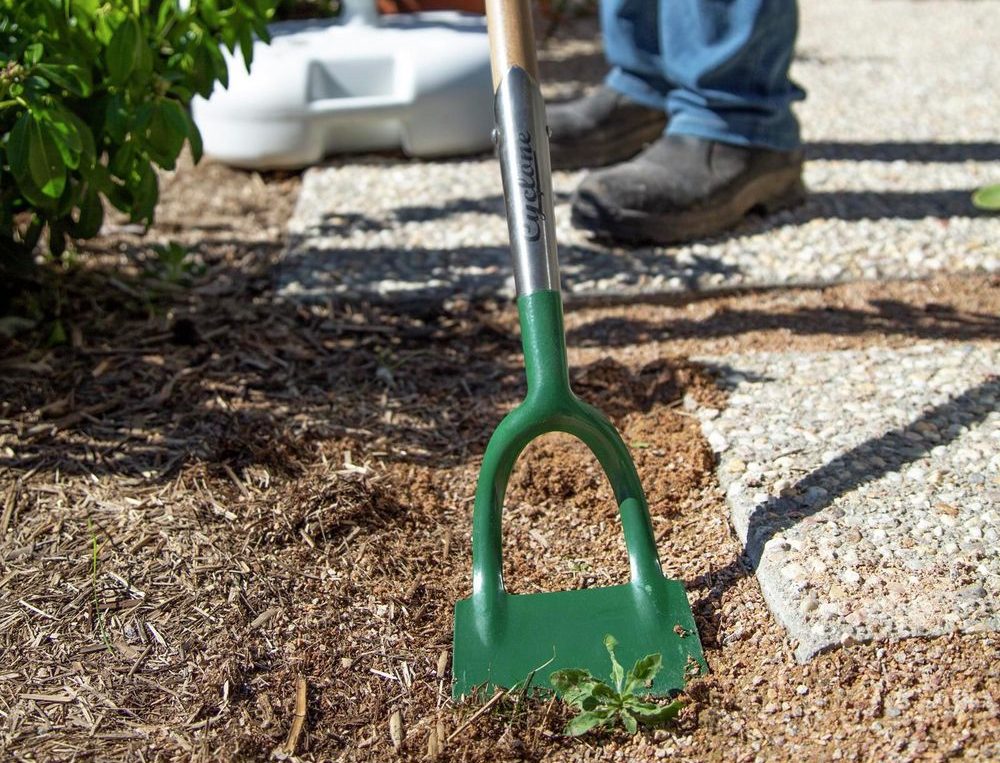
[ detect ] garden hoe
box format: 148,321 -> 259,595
452,0 -> 706,699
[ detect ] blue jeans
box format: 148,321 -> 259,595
602,0 -> 804,151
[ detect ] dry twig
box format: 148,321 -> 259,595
280,674 -> 308,756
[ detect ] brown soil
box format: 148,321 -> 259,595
1,155 -> 998,762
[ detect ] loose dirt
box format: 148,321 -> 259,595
1,156 -> 997,762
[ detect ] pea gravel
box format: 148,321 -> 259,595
277,0 -> 1000,304
694,342 -> 1000,660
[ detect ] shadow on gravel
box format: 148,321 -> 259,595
806,141 -> 1000,163
714,187 -> 990,243
310,190 -> 565,232
568,298 -> 1000,347
688,376 -> 1000,651
786,189 -> 988,222
279,242 -> 743,303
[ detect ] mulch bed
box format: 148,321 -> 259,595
1,154 -> 998,761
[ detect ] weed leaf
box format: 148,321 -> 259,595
565,708 -> 615,737
972,184 -> 1000,212
625,653 -> 662,693
604,634 -> 624,692
624,696 -> 685,724
550,668 -> 601,709
550,668 -> 592,696
620,709 -> 638,735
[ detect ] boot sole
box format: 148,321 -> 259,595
571,167 -> 806,246
549,117 -> 667,171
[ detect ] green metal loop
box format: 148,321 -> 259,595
470,290 -> 663,612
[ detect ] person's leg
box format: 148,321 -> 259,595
602,0 -> 673,110
571,0 -> 807,244
546,0 -> 670,170
660,0 -> 804,150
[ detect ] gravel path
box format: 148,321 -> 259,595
277,0 -> 1000,304
694,342 -> 1000,660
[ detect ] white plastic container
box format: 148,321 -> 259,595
191,0 -> 494,169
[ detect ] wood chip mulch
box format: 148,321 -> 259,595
1,156 -> 998,762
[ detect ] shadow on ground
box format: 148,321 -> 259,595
568,298 -> 1000,347
1,247 -> 719,484
806,141 -> 1000,163
282,184 -> 990,305
5,240 -> 997,495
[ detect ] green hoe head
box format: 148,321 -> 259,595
453,571 -> 704,698
452,291 -> 706,699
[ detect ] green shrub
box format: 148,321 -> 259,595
0,0 -> 277,277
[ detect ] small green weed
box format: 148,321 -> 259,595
549,635 -> 685,737
148,241 -> 203,283
972,184 -> 1000,212
88,519 -> 114,654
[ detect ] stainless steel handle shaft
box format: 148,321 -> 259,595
493,66 -> 561,297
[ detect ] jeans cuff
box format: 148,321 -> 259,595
667,111 -> 801,152
605,68 -> 670,112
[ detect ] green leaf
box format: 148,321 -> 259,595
972,184 -> 1000,212
564,708 -> 616,737
161,100 -> 190,138
24,42 -> 44,66
38,108 -> 83,170
604,635 -> 624,692
73,186 -> 104,238
625,653 -> 662,693
7,113 -> 32,180
182,108 -> 204,163
190,44 -> 218,97
93,10 -> 115,45
83,161 -> 114,195
26,115 -> 67,198
130,159 -> 158,223
106,17 -> 142,85
550,668 -> 593,695
623,697 -> 685,724
104,93 -> 129,143
134,31 -> 154,82
550,668 -> 606,710
156,0 -> 175,31
143,99 -> 187,169
64,112 -> 97,172
35,64 -> 93,97
620,709 -> 638,735
200,0 -> 222,27
206,42 -> 230,90
8,116 -> 56,209
590,682 -> 619,705
238,27 -> 255,72
10,172 -> 53,211
109,140 -> 135,179
47,318 -> 67,346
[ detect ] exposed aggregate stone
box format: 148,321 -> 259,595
694,342 -> 1000,660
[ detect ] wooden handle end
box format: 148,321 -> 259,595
485,0 -> 539,90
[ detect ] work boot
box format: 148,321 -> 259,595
571,134 -> 805,245
546,85 -> 668,170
